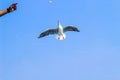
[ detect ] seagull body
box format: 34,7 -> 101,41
38,21 -> 80,40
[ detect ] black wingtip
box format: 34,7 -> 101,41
38,36 -> 41,39
75,29 -> 80,32
77,30 -> 80,32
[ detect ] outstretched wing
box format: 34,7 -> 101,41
38,29 -> 58,38
63,26 -> 80,32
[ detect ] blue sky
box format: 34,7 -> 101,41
0,0 -> 120,80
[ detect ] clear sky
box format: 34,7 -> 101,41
0,0 -> 120,80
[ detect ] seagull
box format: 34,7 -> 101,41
38,21 -> 80,40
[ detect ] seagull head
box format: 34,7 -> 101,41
56,33 -> 66,40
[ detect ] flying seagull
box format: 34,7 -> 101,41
38,21 -> 80,40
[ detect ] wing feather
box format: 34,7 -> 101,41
63,26 -> 80,32
38,29 -> 58,38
